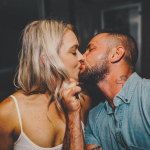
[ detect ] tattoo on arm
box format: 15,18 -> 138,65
91,146 -> 101,150
115,75 -> 128,87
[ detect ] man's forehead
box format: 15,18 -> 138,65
88,33 -> 108,47
93,33 -> 108,41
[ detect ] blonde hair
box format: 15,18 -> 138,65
15,19 -> 80,112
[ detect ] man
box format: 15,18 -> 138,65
62,29 -> 150,150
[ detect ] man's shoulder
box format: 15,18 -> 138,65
141,78 -> 150,89
88,101 -> 106,123
135,77 -> 150,94
130,73 -> 150,92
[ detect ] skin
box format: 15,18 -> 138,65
59,30 -> 83,81
62,33 -> 133,150
0,29 -> 91,150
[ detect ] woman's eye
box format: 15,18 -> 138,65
89,49 -> 93,52
72,52 -> 77,55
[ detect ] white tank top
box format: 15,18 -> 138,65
11,95 -> 84,150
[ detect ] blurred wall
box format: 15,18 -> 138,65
0,0 -> 39,102
0,0 -> 150,103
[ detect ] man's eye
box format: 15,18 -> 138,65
89,49 -> 94,52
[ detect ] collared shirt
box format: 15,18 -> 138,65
85,72 -> 150,150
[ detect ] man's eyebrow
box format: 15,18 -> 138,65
86,44 -> 91,49
86,44 -> 94,50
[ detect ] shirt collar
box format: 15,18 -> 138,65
105,72 -> 141,114
105,100 -> 114,115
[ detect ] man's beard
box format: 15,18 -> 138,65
79,53 -> 109,85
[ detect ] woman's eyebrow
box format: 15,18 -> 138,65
69,44 -> 79,50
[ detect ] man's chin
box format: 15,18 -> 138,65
79,73 -> 94,85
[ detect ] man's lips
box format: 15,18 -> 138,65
79,62 -> 84,69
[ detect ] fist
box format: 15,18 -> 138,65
62,79 -> 82,114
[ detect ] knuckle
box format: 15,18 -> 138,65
72,86 -> 76,91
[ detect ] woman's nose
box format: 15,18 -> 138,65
82,52 -> 86,60
77,51 -> 84,61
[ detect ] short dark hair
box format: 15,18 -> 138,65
98,28 -> 138,72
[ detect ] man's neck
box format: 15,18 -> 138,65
97,70 -> 132,109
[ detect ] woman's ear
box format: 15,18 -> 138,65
41,53 -> 46,65
110,46 -> 125,63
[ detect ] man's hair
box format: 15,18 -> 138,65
98,28 -> 138,72
14,19 -> 80,111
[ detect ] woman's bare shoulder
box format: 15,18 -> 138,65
0,95 -> 19,135
80,93 -> 92,124
80,94 -> 92,110
0,91 -> 24,119
0,95 -> 16,118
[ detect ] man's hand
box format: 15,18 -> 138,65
62,78 -> 82,114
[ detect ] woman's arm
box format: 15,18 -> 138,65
0,97 -> 15,150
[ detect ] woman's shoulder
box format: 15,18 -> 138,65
0,91 -> 24,119
80,94 -> 92,124
0,95 -> 15,115
80,94 -> 92,111
0,94 -> 19,133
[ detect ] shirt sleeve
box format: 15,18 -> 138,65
84,114 -> 101,146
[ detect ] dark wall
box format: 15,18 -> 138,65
74,0 -> 150,79
0,0 -> 39,101
1,0 -> 150,102
141,0 -> 150,79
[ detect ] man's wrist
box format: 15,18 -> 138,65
66,108 -> 81,124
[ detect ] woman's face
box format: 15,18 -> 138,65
59,29 -> 83,81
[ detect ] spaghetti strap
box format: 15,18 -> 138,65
10,95 -> 23,131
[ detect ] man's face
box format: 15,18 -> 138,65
79,33 -> 110,84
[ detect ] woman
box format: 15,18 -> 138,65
0,19 -> 91,150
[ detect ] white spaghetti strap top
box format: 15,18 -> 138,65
10,95 -> 63,150
10,95 -> 23,131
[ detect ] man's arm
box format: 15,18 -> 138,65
62,80 -> 85,150
63,107 -> 85,150
62,80 -> 102,150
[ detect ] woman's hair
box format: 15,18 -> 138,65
14,19 -> 80,112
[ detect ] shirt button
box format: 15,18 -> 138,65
125,99 -> 128,102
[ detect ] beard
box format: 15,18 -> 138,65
79,52 -> 109,85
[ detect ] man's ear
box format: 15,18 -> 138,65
41,53 -> 46,65
110,46 -> 125,63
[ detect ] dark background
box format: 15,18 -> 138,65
0,0 -> 150,104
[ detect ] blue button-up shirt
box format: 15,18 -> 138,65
85,73 -> 150,150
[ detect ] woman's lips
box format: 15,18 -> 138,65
79,63 -> 85,73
